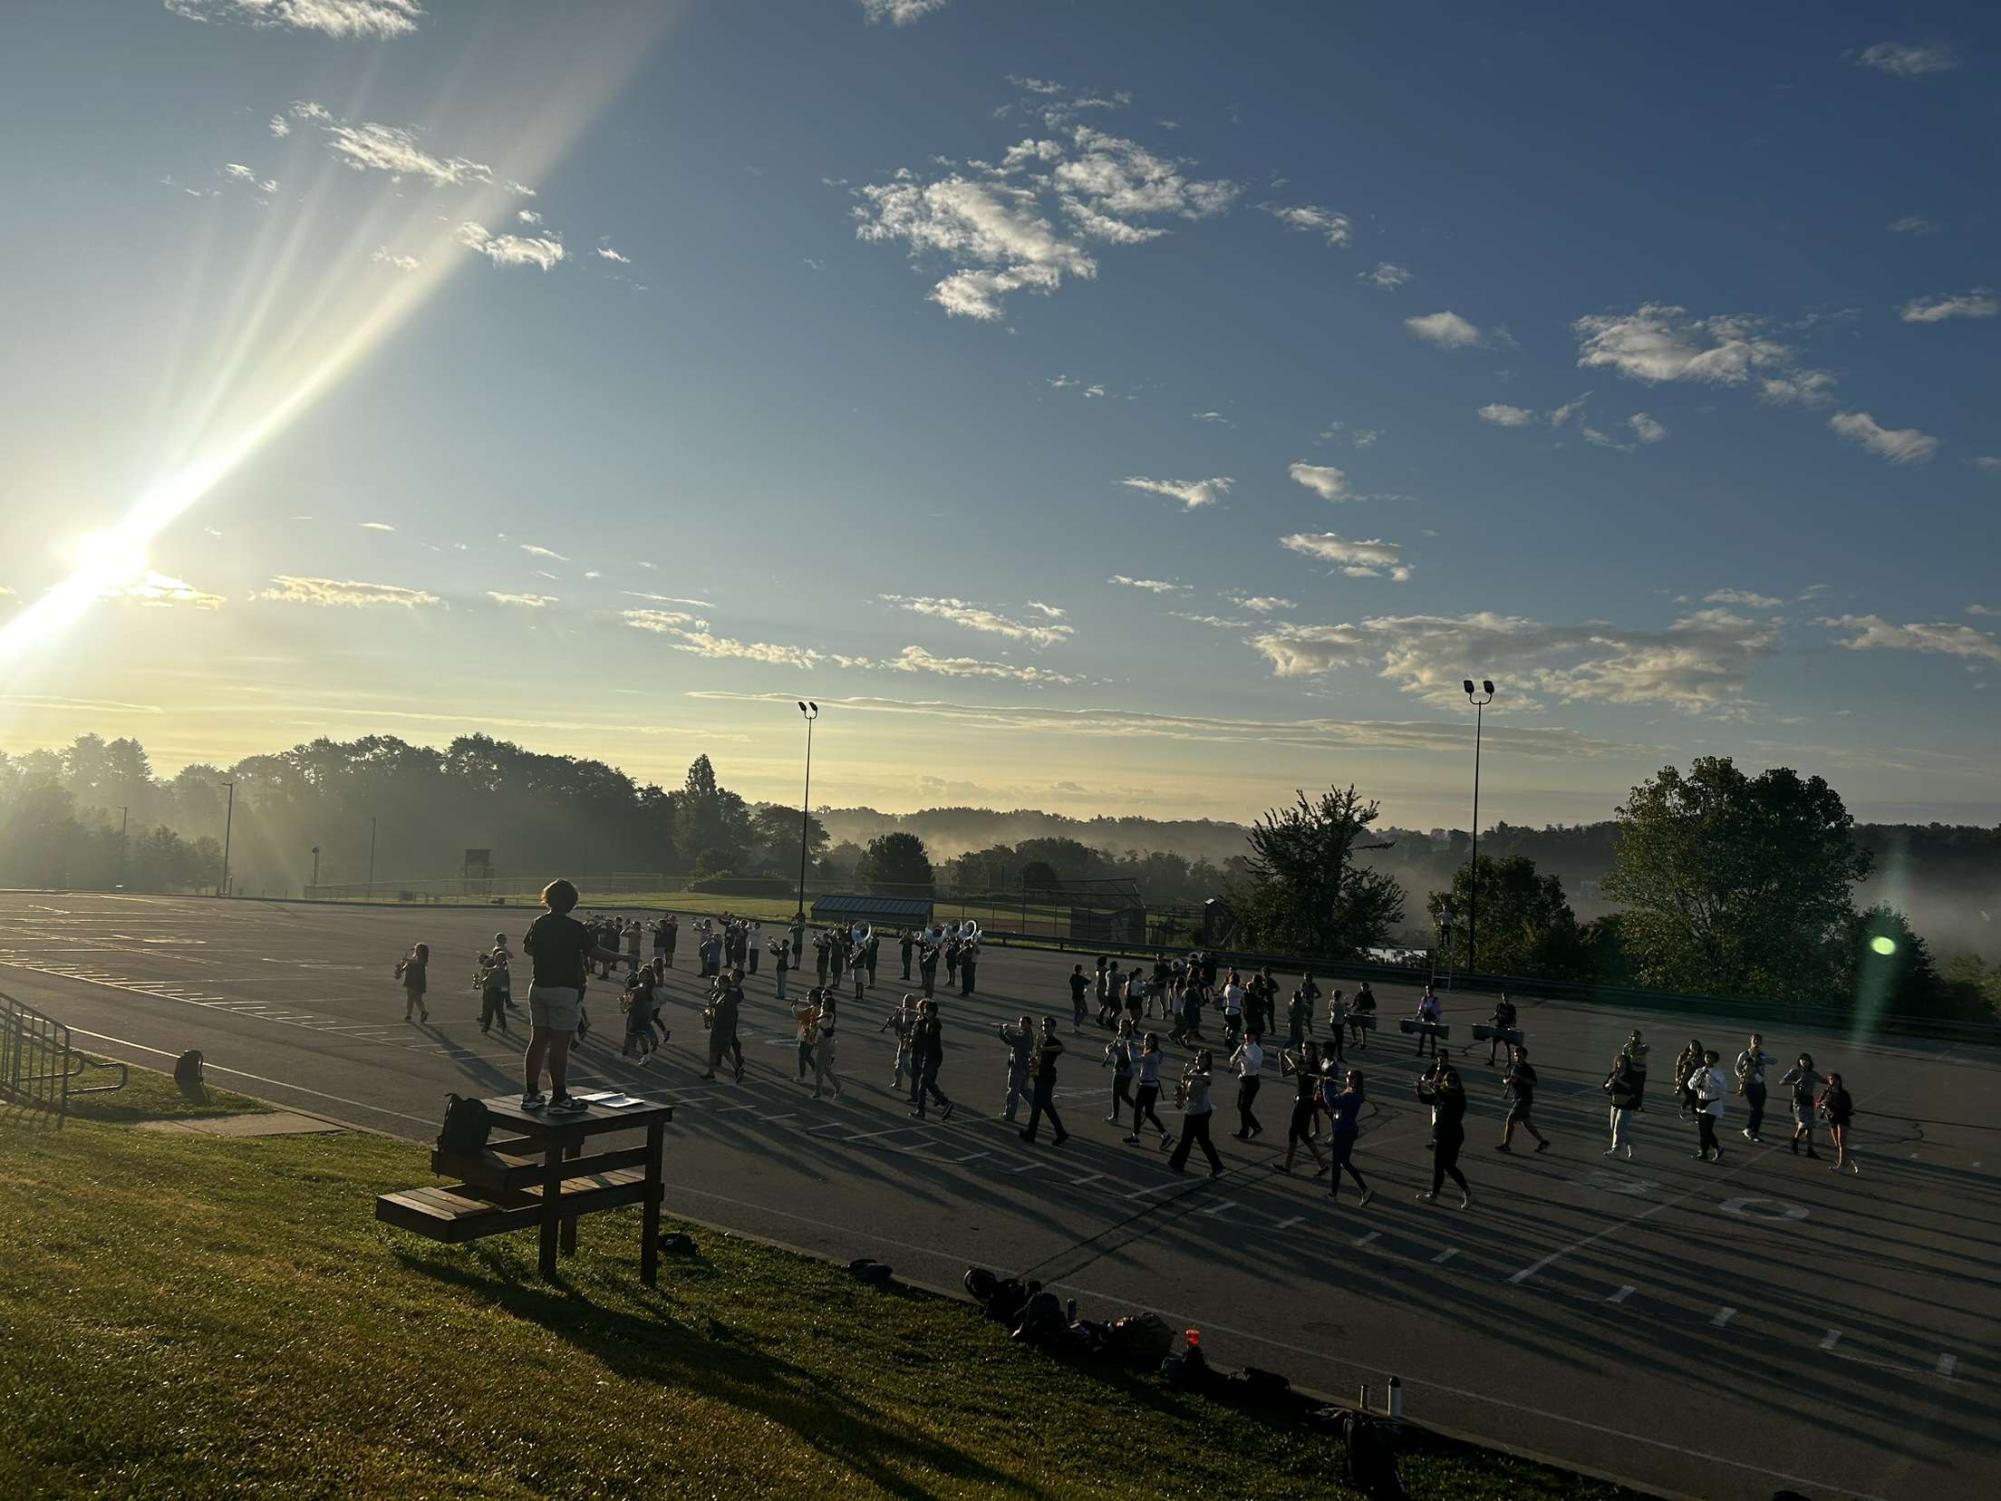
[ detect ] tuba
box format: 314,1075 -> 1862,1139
850,920 -> 873,949
956,918 -> 981,944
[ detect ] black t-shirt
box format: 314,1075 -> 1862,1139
525,912 -> 592,988
1508,1062 -> 1537,1107
916,1016 -> 943,1059
402,958 -> 427,994
1432,1074 -> 1467,1129
1034,1035 -> 1063,1086
1069,972 -> 1089,1000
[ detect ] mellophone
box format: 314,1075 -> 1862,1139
1399,1018 -> 1451,1039
1471,1024 -> 1524,1046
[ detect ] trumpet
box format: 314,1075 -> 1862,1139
1174,1059 -> 1203,1108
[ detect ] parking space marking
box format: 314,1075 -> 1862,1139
1606,1285 -> 1635,1304
1432,1247 -> 1460,1265
1712,1306 -> 1737,1328
1938,1353 -> 1957,1378
1819,1328 -> 1842,1351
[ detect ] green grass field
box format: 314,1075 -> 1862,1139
0,1067 -> 1637,1500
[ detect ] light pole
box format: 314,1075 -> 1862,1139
1460,679 -> 1494,973
310,845 -> 321,896
794,701 -> 819,927
366,816 -> 377,900
118,805 -> 129,884
218,780 -> 237,898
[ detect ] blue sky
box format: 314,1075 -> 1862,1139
0,0 -> 1995,828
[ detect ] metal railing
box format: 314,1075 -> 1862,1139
1,992 -> 128,1125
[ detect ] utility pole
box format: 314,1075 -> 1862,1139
310,844 -> 321,896
794,701 -> 819,928
118,805 -> 129,883
367,816 -> 377,900
1460,680 -> 1495,973
218,780 -> 236,898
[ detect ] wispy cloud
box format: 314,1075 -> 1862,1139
268,114 -> 292,138
1574,304 -> 1791,384
221,162 -> 278,198
1899,290 -> 1998,324
1478,402 -> 1537,427
1280,532 -> 1409,580
1404,310 -> 1481,347
1264,203 -> 1351,246
1120,475 -> 1232,509
880,594 -> 1073,647
359,521 -> 396,532
1828,410 -> 1938,464
1025,600 -> 1067,619
1287,462 -> 1349,501
1628,412 -> 1668,444
254,576 -> 440,607
371,247 -> 421,272
1759,370 -> 1837,406
859,0 -> 948,25
487,592 -> 557,608
328,122 -> 508,189
165,0 -> 423,38
518,544 -> 571,562
596,245 -> 631,264
1705,588 -> 1782,609
105,572 -> 225,609
1886,215 -> 1940,235
1107,575 -> 1187,594
458,222 -> 565,271
1824,614 -> 2001,665
625,592 -> 716,608
887,644 -> 1078,684
1227,594 -> 1296,613
1855,41 -> 1960,79
1360,262 -> 1411,290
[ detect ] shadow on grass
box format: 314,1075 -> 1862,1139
391,1243 -> 1045,1501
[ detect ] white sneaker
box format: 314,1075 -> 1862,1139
520,1092 -> 546,1111
1416,1191 -> 1436,1203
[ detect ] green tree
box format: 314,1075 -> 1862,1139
856,832 -> 935,892
1019,859 -> 1060,894
1426,855 -> 1585,978
1603,757 -> 1871,1002
1237,785 -> 1405,958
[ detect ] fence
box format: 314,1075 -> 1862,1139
1,992 -> 129,1124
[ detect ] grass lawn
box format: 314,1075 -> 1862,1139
0,1070 -> 1640,1500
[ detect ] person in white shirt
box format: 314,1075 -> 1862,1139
1220,971 -> 1247,1047
1734,1033 -> 1775,1142
1167,1050 -> 1224,1176
1687,1049 -> 1729,1162
1230,1033 -> 1265,1140
1413,988 -> 1442,1058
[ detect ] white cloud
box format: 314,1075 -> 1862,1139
458,222 -> 565,271
1574,304 -> 1791,384
596,245 -> 631,264
518,544 -> 570,561
1828,410 -> 1938,465
855,121 -> 1235,319
859,0 -> 948,24
1191,410 -> 1228,423
671,630 -> 822,669
1108,575 -> 1186,594
888,644 -> 1078,684
1120,475 -> 1232,509
106,571 -> 225,609
1361,262 -> 1411,290
268,115 -> 291,138
1968,604 -> 2000,617
1975,457 -> 2001,474
1280,532 -> 1408,579
487,592 -> 558,608
1548,395 -> 1589,428
1628,412 -> 1668,444
1025,601 -> 1066,619
165,1 -> 423,38
326,122 -> 504,188
1856,41 -> 1960,79
359,521 -> 396,532
1228,595 -> 1295,613
1886,215 -> 1940,235
1287,462 -> 1349,501
880,594 -> 1073,647
1705,589 -> 1783,609
1250,608 -> 1777,712
1266,203 -> 1351,246
1405,311 -> 1481,348
254,575 -> 439,607
1899,290 -> 1999,324
371,247 -> 420,272
517,210 -> 543,225
1759,370 -> 1837,406
1825,614 -> 2001,666
1478,403 -> 1536,427
222,162 -> 278,197
622,609 -> 705,633
1174,613 -> 1253,629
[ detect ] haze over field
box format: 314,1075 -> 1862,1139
2,2 -> 1997,835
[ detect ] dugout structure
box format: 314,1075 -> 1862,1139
811,893 -> 935,931
1016,875 -> 1146,947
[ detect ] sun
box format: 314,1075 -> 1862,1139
73,528 -> 150,591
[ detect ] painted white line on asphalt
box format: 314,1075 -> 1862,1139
1354,1230 -> 1381,1248
1127,1181 -> 1182,1200
1504,1148 -> 1762,1285
1820,1328 -> 1842,1352
843,1123 -> 929,1142
1199,1200 -> 1238,1218
1068,1171 -> 1106,1187
1937,1353 -> 1956,1378
950,1150 -> 993,1165
763,1113 -> 799,1124
1432,1247 -> 1460,1265
1712,1306 -> 1737,1328
1606,1285 -> 1635,1304
1273,1215 -> 1305,1231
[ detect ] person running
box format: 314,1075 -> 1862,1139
1126,1033 -> 1172,1148
700,972 -> 743,1082
1416,1057 -> 1471,1207
996,1012 -> 1033,1122
1735,1033 -> 1776,1143
909,999 -> 954,1120
1069,963 -> 1091,1033
1019,1017 -> 1069,1146
1486,994 -> 1518,1065
1603,1048 -> 1639,1158
476,947 -> 510,1035
1349,981 -> 1375,1048
1819,1072 -> 1859,1175
396,943 -> 430,1023
1230,1031 -> 1265,1140
1687,1049 -> 1729,1162
1327,1068 -> 1373,1205
1167,1051 -> 1224,1177
1412,986 -> 1442,1058
812,995 -> 845,1100
1495,1044 -> 1550,1154
521,879 -> 626,1113
1781,1053 -> 1823,1158
1104,1017 -> 1138,1126
1278,1040 -> 1327,1176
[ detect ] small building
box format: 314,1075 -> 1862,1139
810,893 -> 935,931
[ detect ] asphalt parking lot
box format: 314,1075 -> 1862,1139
4,891 -> 1996,1501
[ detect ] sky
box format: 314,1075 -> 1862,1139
0,0 -> 1997,831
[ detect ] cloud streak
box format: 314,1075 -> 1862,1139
254,575 -> 440,607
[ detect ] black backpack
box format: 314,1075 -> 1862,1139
173,1049 -> 205,1087
1340,1411 -> 1410,1501
438,1093 -> 492,1156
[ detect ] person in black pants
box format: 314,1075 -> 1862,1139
1278,1041 -> 1326,1175
899,929 -> 915,981
1019,1016 -> 1069,1145
909,998 -> 955,1120
959,942 -> 978,996
1417,1060 -> 1472,1207
1069,964 -> 1090,1033
1230,1033 -> 1265,1140
1125,1033 -> 1172,1146
1168,1050 -> 1224,1176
